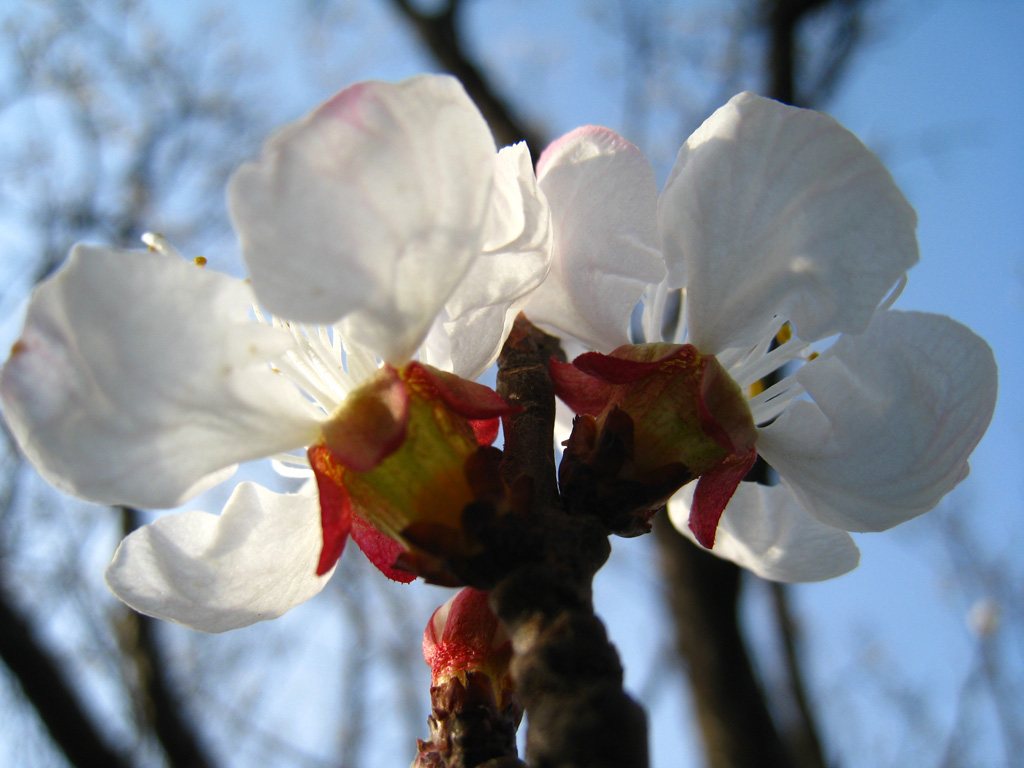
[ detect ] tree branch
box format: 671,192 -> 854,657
0,582 -> 133,768
654,516 -> 791,768
119,507 -> 216,768
487,315 -> 648,768
384,0 -> 546,159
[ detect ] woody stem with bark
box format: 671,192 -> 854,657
487,314 -> 649,768
415,315 -> 649,767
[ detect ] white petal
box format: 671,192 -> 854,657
105,482 -> 333,632
661,92 -> 918,354
0,245 -> 322,509
525,126 -> 664,351
758,311 -> 997,532
420,310 -> 454,373
441,142 -> 553,379
668,481 -> 860,582
229,75 -> 497,365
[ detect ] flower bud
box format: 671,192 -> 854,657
415,588 -> 521,768
423,588 -> 512,689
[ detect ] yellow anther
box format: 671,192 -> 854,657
776,324 -> 792,345
808,351 -> 819,361
746,380 -> 765,399
193,256 -> 208,267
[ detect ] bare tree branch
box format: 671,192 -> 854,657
0,583 -> 134,768
654,516 -> 791,768
768,582 -> 828,768
118,507 -> 216,768
384,0 -> 546,158
760,0 -> 870,106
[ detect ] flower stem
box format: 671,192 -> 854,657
483,314 -> 649,768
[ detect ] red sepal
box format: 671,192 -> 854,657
409,362 -> 518,420
469,417 -> 501,446
688,450 -> 758,549
350,512 -> 417,583
308,444 -> 353,576
572,349 -> 665,384
549,358 -> 616,416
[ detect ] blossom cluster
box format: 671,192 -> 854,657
0,74 -> 996,632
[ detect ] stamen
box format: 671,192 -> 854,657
269,453 -> 314,479
278,349 -> 340,411
715,343 -> 756,372
748,375 -> 807,424
268,451 -> 311,467
252,306 -> 362,412
342,338 -> 381,382
879,273 -> 908,312
732,336 -> 810,389
140,232 -> 183,260
720,316 -> 788,378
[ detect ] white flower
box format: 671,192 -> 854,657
525,92 -> 997,582
0,74 -> 552,631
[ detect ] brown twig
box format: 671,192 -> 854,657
484,315 -> 649,768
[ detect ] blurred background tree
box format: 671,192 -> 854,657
1,1 -> 1020,766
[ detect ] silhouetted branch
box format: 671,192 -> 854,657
760,0 -> 869,106
769,582 -> 828,768
120,507 -> 216,768
0,582 -> 134,768
384,0 -> 546,158
654,517 -> 790,768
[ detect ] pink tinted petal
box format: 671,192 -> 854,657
668,481 -> 860,582
661,93 -> 918,354
350,512 -> 416,583
229,74 -> 497,364
526,126 -> 664,350
104,482 -> 333,633
0,245 -> 321,509
758,311 -> 997,532
688,450 -> 757,548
